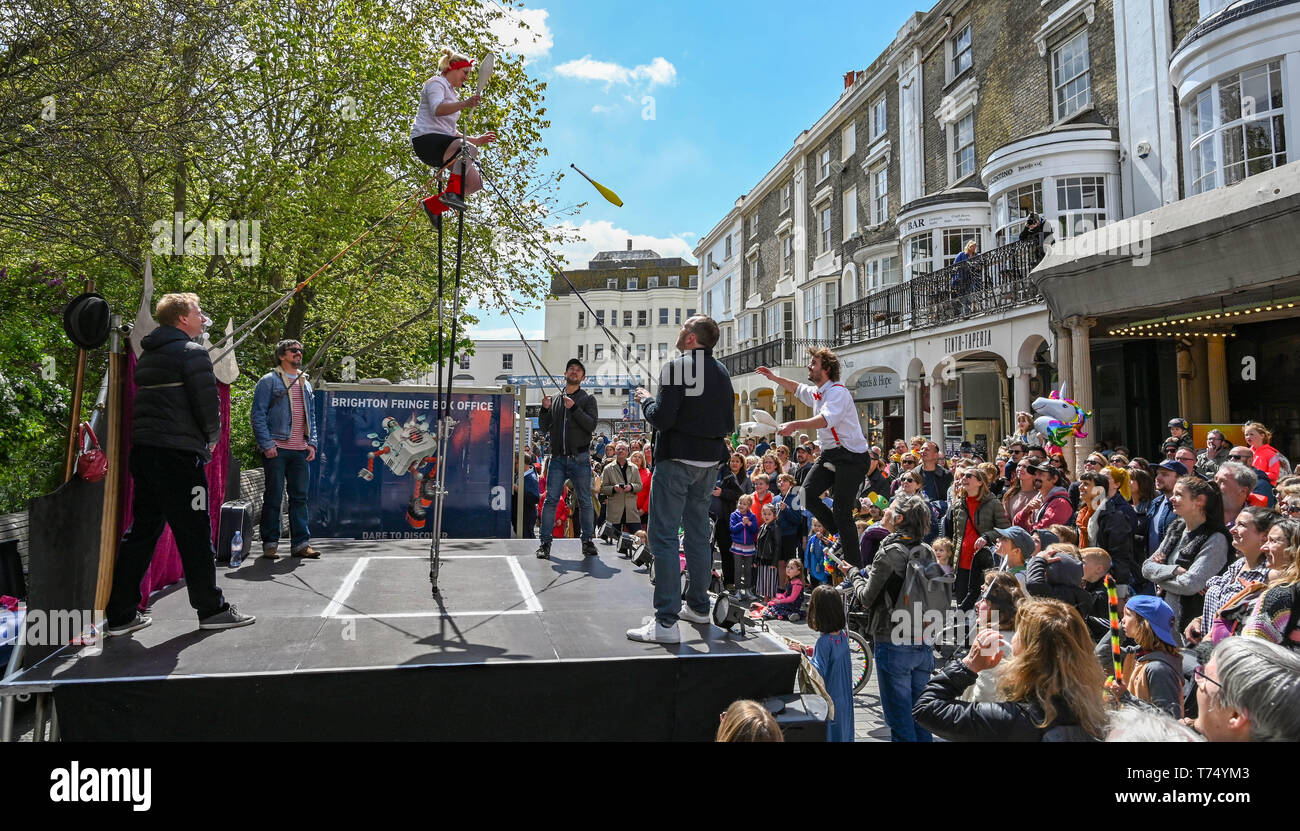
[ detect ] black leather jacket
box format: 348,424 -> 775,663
912,661 -> 1097,741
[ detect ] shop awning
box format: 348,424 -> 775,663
1032,160 -> 1300,321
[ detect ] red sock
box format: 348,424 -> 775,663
446,173 -> 463,196
423,194 -> 448,215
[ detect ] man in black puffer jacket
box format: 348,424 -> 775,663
105,293 -> 254,636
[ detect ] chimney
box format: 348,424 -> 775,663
844,71 -> 855,90
627,239 -> 632,251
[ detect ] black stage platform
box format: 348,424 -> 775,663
3,539 -> 799,740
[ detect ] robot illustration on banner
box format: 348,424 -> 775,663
1030,384 -> 1090,447
357,413 -> 441,529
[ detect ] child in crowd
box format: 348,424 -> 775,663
932,537 -> 956,575
804,518 -> 831,587
1050,523 -> 1080,547
806,585 -> 854,742
729,494 -> 758,596
751,473 -> 774,519
1107,595 -> 1185,719
716,700 -> 783,742
763,559 -> 806,620
755,502 -> 782,599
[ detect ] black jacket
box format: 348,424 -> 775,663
538,387 -> 599,456
713,468 -> 751,518
912,661 -> 1097,741
1024,555 -> 1097,619
1091,493 -> 1137,585
755,521 -> 781,565
641,347 -> 735,465
132,326 -> 221,459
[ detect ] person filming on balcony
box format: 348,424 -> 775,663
757,348 -> 870,567
951,239 -> 982,316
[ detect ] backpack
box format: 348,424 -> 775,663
888,540 -> 956,644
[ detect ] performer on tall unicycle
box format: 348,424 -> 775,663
410,47 -> 497,229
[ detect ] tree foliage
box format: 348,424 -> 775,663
0,0 -> 571,509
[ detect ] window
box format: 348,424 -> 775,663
841,122 -> 856,160
577,310 -> 586,328
705,291 -> 713,317
627,277 -> 638,290
606,278 -> 618,290
687,308 -> 695,318
1200,0 -> 1232,18
623,310 -> 632,328
637,310 -> 647,327
745,256 -> 759,297
595,310 -> 605,326
723,277 -> 732,312
647,275 -> 659,288
953,112 -> 975,181
594,344 -> 604,361
658,343 -> 668,359
997,182 -> 1043,240
781,182 -> 792,213
873,167 -> 888,224
725,327 -> 733,348
781,234 -> 793,275
577,345 -> 584,361
725,234 -> 732,259
871,97 -> 887,140
688,275 -> 696,288
782,300 -> 794,343
459,354 -> 470,370
1052,30 -> 1091,120
952,23 -> 972,78
636,344 -> 646,361
668,275 -> 679,287
1056,176 -> 1108,238
676,307 -> 683,324
864,256 -> 902,292
802,282 -> 838,340
1188,61 -> 1286,195
818,147 -> 831,181
942,228 -> 981,267
737,313 -> 751,343
764,305 -> 779,340
748,214 -> 757,238
502,353 -> 513,370
881,255 -> 900,286
610,309 -> 617,325
659,307 -> 668,325
820,206 -> 832,254
906,234 -> 933,280
842,185 -> 858,240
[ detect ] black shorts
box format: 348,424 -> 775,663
411,133 -> 459,168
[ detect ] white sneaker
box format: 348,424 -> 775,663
626,619 -> 680,644
678,604 -> 711,624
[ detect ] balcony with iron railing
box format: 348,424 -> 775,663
833,239 -> 1044,345
719,337 -> 839,377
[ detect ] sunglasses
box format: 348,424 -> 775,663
901,460 -> 916,466
1282,503 -> 1300,514
1010,450 -> 1024,456
1229,454 -> 1250,461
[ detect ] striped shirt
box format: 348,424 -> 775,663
275,373 -> 310,451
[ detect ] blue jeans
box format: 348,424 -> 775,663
262,448 -> 311,551
649,460 -> 720,627
539,452 -> 594,542
874,642 -> 934,742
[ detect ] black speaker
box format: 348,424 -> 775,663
0,540 -> 26,599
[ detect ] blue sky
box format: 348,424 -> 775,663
467,0 -> 921,339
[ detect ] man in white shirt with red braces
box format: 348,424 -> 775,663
757,347 -> 870,567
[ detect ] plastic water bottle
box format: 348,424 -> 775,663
230,530 -> 244,568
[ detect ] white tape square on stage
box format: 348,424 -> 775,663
319,555 -> 543,620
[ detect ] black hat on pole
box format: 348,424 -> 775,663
62,292 -> 112,350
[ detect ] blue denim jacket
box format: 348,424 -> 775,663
251,369 -> 317,451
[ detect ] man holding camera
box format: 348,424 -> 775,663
536,358 -> 600,560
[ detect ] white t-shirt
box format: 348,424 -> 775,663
794,380 -> 868,454
411,75 -> 460,138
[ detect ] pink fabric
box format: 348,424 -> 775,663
119,348 -> 232,609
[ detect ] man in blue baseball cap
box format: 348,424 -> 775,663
1147,459 -> 1187,555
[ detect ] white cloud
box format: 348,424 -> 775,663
591,104 -> 613,114
484,4 -> 553,63
552,220 -> 696,269
554,55 -> 678,90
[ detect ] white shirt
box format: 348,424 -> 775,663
794,380 -> 868,453
411,75 -> 460,138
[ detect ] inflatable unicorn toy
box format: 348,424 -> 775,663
1030,385 -> 1090,447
